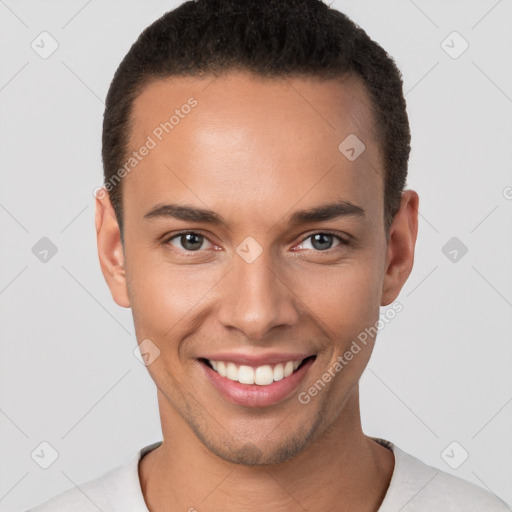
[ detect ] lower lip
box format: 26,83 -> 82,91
198,357 -> 315,407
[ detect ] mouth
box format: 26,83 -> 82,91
197,355 -> 317,407
199,355 -> 316,385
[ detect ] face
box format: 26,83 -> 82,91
96,70 -> 418,465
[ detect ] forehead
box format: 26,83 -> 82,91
130,71 -> 378,148
123,70 -> 383,230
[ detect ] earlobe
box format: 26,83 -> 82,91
95,188 -> 131,308
380,190 -> 419,306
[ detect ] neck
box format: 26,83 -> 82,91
139,386 -> 394,512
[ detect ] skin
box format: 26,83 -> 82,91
95,70 -> 419,512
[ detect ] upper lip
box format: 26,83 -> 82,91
199,352 -> 315,367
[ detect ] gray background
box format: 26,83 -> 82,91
1,0 -> 511,510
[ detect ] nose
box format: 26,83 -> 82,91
216,251 -> 300,341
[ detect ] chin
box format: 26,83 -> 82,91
197,421 -> 322,466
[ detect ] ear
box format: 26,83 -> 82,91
95,188 -> 130,308
381,189 -> 419,306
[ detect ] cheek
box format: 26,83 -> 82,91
126,252 -> 224,336
292,259 -> 383,337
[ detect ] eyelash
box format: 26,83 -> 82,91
162,230 -> 350,254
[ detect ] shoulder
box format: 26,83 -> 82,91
375,438 -> 511,512
26,467 -> 119,511
26,441 -> 161,512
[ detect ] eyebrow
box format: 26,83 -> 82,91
143,200 -> 365,226
144,203 -> 225,224
288,200 -> 365,225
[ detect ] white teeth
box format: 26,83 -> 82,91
273,363 -> 284,381
217,361 -> 226,377
238,365 -> 254,384
226,362 -> 238,380
284,361 -> 294,377
207,358 -> 307,385
254,365 -> 274,385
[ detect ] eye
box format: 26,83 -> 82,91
295,232 -> 347,251
165,232 -> 215,252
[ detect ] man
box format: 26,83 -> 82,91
28,0 -> 510,510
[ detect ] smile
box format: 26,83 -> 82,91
197,355 -> 317,407
204,357 -> 314,386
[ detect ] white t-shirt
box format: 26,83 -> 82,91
27,438 -> 511,511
